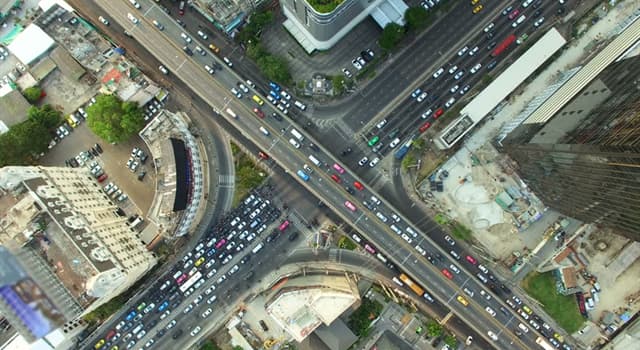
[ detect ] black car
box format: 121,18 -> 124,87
341,148 -> 352,156
309,142 -> 320,152
172,329 -> 183,339
176,19 -> 186,27
288,232 -> 299,241
265,231 -> 278,243
271,112 -> 283,122
259,320 -> 269,331
345,186 -> 355,195
183,46 -> 193,56
240,255 -> 251,264
94,143 -> 103,153
156,329 -> 166,338
138,170 -> 146,181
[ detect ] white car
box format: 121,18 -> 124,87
98,16 -> 109,25
411,88 -> 422,98
280,90 -> 292,100
201,308 -> 212,318
389,138 -> 401,148
129,0 -> 141,9
190,326 -> 201,336
444,235 -> 456,246
468,46 -> 479,56
421,108 -> 433,119
351,59 -> 363,70
401,233 -> 412,244
480,290 -> 492,300
457,46 -> 469,56
470,63 -> 482,74
485,306 -> 496,317
159,65 -> 169,74
197,30 -> 208,40
369,157 -> 380,167
127,13 -> 138,24
454,70 -> 465,80
432,67 -> 444,79
230,87 -> 242,98
180,32 -> 192,43
450,85 -> 459,94
417,91 -> 428,102
358,157 -> 368,166
445,97 -> 456,108
449,264 -> 460,274
483,22 -> 495,32
342,68 -> 352,78
238,83 -> 249,93
534,17 -> 545,27
204,65 -> 214,74
448,65 -> 458,74
487,331 -> 498,341
522,0 -> 534,7
223,57 -> 233,67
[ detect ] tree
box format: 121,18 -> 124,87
426,320 -> 444,338
238,11 -> 273,43
246,43 -> 267,61
23,86 -> 43,103
331,75 -> 345,95
86,94 -> 144,143
28,104 -> 62,129
379,23 -> 406,51
444,334 -> 458,347
257,55 -> 291,84
404,7 -> 429,30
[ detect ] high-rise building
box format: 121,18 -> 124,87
501,55 -> 640,240
0,166 -> 156,342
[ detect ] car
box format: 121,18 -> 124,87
459,85 -> 471,95
454,70 -> 465,80
512,295 -> 523,305
127,13 -> 139,24
357,56 -> 366,66
417,91 -> 428,102
419,122 -> 431,133
230,87 -> 242,98
421,108 -> 433,119
465,255 -> 477,265
351,59 -> 362,70
204,65 -> 214,74
502,5 -> 514,15
353,181 -> 364,190
152,19 -> 164,30
201,308 -> 212,318
330,174 -> 341,183
441,268 -> 453,279
444,235 -> 455,246
449,264 -> 460,274
223,57 -> 233,67
190,326 -> 201,336
376,119 -> 388,129
432,67 -> 444,79
483,23 -> 495,33
369,157 -> 380,167
468,46 -> 479,56
534,17 -> 545,27
480,289 -> 491,300
487,331 -> 498,341
197,30 -> 208,40
98,16 -> 109,25
253,108 -> 265,118
445,97 -> 456,108
450,85 -> 459,94
411,88 -> 422,99
522,305 -> 533,314
512,14 -> 527,27
448,65 -> 458,74
472,4 -> 483,13
519,309 -> 530,320
432,108 -> 444,119
183,46 -> 193,56
358,157 -> 369,166
470,63 -> 482,74
471,0 -> 479,4
508,9 -> 520,20
485,306 -> 497,317
457,46 -> 469,56
450,250 -> 461,260
180,32 -> 192,43
342,68 -> 352,78
457,295 -> 469,306
522,0 -> 534,7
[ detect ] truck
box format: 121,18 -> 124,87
535,337 -> 555,350
394,139 -> 414,160
398,273 -> 425,296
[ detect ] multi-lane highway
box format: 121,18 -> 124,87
88,0 -> 572,349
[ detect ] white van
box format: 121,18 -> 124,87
308,154 -> 321,166
294,100 -> 307,111
290,128 -> 304,142
132,324 -> 144,335
259,126 -> 270,136
289,138 -> 301,149
251,243 -> 264,254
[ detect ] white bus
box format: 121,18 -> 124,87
225,108 -> 237,119
308,154 -> 321,166
536,337 -> 555,350
179,271 -> 202,293
290,128 -> 304,142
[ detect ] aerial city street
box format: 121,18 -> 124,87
0,0 -> 639,350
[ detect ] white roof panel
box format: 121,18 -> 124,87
7,24 -> 55,65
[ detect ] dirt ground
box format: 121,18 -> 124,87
40,69 -> 96,114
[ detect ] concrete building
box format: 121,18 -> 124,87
281,0 -> 408,53
264,275 -> 359,342
0,166 -> 156,342
501,54 -> 640,241
192,0 -> 265,34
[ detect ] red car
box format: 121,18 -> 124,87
465,255 -> 478,265
105,330 -> 116,340
508,8 -> 520,19
258,151 -> 269,160
441,268 -> 453,280
433,108 -> 444,119
97,174 -> 108,182
331,174 -> 341,183
253,108 -> 265,118
419,122 -> 432,133
353,181 -> 364,191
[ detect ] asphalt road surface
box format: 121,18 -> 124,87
80,0 -> 572,349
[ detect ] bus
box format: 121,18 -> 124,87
535,337 -> 555,350
491,34 -> 517,57
296,170 -> 310,181
179,271 -> 202,293
398,273 -> 425,296
225,108 -> 237,119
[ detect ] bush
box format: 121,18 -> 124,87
348,298 -> 383,337
307,0 -> 344,13
257,54 -> 291,84
23,86 -> 43,103
426,319 -> 444,338
405,7 -> 430,30
379,23 -> 406,51
338,236 -> 357,250
231,143 -> 267,206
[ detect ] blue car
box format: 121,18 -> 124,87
125,310 -> 137,321
269,82 -> 281,92
158,301 -> 169,312
269,90 -> 281,100
206,249 -> 216,257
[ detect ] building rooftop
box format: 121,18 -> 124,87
0,89 -> 31,128
314,319 -> 358,350
49,46 -> 85,80
6,24 -> 55,65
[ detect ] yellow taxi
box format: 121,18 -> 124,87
194,257 -> 205,267
457,295 -> 469,306
94,339 -> 105,349
208,43 -> 220,53
471,0 -> 480,4
473,4 -> 483,13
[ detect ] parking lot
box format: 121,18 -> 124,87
40,121 -> 156,216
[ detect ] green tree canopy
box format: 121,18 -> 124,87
86,94 -> 144,143
257,55 -> 291,84
444,334 -> 458,347
238,11 -> 274,43
28,104 -> 62,129
23,86 -> 43,103
426,320 -> 444,338
405,7 -> 430,30
379,23 -> 406,51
